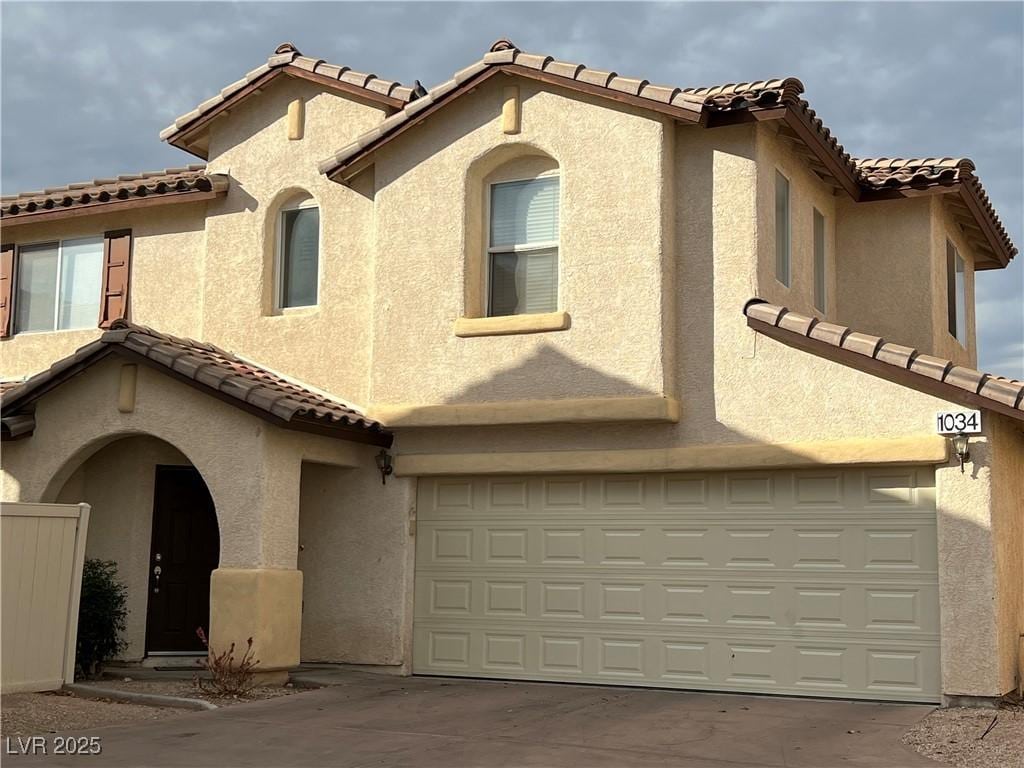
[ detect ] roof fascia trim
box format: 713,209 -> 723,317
165,67 -> 406,158
325,62 -> 705,183
1,187 -> 226,227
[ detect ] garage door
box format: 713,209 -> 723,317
414,468 -> 940,702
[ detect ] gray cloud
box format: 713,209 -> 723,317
2,1 -> 1020,376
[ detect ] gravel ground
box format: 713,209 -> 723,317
83,678 -> 310,707
902,703 -> 1024,768
1,691 -> 182,737
2,680 -> 312,738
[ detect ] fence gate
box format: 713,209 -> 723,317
1,502 -> 91,693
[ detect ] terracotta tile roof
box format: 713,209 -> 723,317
744,299 -> 1024,422
0,380 -> 25,395
855,157 -> 974,188
318,40 -> 1014,268
160,42 -> 424,150
1,165 -> 228,222
0,320 -> 392,446
318,38 -> 706,177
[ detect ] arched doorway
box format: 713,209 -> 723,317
53,435 -> 219,659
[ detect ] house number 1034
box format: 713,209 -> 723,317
935,410 -> 982,434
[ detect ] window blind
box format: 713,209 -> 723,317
16,243 -> 58,333
489,249 -> 558,316
59,238 -> 103,329
490,177 -> 559,248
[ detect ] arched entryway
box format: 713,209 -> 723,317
52,435 -> 219,660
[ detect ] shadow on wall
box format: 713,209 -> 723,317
443,343 -> 658,404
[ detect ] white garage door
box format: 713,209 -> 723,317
414,468 -> 940,702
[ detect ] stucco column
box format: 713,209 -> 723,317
209,429 -> 304,681
935,428 -> 1007,700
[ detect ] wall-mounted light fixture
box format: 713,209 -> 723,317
375,449 -> 394,485
951,432 -> 971,474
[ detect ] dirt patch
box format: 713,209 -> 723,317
80,678 -> 312,707
1,691 -> 182,738
902,703 -> 1024,768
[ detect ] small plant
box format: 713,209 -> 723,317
194,627 -> 260,697
76,559 -> 129,678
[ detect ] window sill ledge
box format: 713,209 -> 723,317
454,311 -> 571,337
269,305 -> 320,319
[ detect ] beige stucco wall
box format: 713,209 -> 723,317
990,414 -> 1024,692
929,195 -> 978,367
201,76 -> 388,405
0,202 -> 209,379
297,461 -> 414,666
369,76 -> 674,406
56,436 -> 191,661
835,192 -> 978,366
754,124 -> 838,320
935,414 -> 1024,697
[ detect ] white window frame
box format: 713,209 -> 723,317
813,207 -> 826,313
775,170 -> 791,287
275,195 -> 321,311
953,247 -> 967,345
14,235 -> 104,335
484,171 -> 561,317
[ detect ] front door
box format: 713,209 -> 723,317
145,465 -> 219,653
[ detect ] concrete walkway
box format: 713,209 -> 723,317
5,672 -> 936,767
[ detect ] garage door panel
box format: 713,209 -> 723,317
415,468 -> 939,701
418,521 -> 937,573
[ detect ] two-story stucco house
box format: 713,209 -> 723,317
1,39 -> 1021,705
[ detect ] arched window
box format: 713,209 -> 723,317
486,172 -> 560,316
276,193 -> 319,309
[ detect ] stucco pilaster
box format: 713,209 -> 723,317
935,431 -> 1002,697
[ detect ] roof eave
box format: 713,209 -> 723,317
1,183 -> 228,228
0,335 -> 394,447
163,66 -> 407,159
322,62 -> 705,184
745,313 -> 1024,423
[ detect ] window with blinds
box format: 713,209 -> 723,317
488,176 -> 559,316
279,202 -> 319,309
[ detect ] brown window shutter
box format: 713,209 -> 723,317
100,229 -> 133,328
0,243 -> 14,338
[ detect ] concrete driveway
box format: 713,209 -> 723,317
6,672 -> 935,767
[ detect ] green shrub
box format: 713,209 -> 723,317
76,559 -> 128,678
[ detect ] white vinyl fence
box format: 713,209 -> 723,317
1,502 -> 90,693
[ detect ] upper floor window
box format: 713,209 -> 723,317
813,208 -> 826,312
487,175 -> 559,316
16,237 -> 103,333
947,240 -> 966,344
277,196 -> 319,309
775,171 -> 791,287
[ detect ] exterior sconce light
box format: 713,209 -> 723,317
951,432 -> 971,474
375,449 -> 394,485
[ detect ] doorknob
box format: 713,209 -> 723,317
153,565 -> 162,593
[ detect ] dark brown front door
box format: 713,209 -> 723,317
145,466 -> 219,653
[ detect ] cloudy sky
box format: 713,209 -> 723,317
2,1 -> 1021,377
